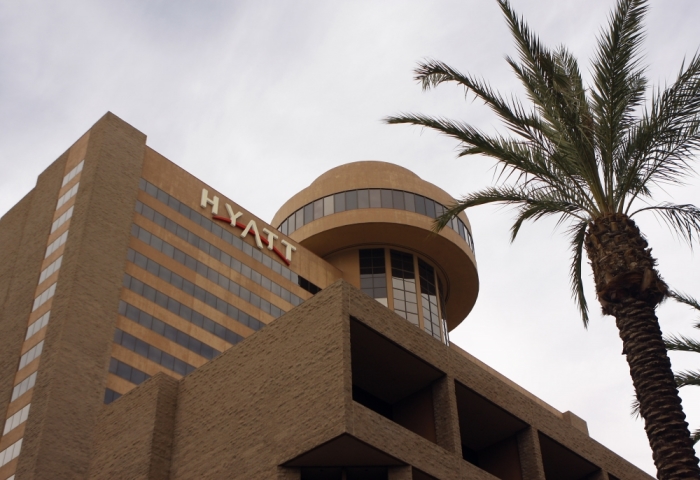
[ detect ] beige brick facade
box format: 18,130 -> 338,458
0,113 -> 651,479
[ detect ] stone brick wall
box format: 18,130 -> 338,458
88,373 -> 178,480
16,112 -> 147,479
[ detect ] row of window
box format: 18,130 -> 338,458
126,250 -> 265,332
50,205 -> 73,234
133,207 -> 310,306
278,188 -> 475,252
131,222 -> 289,317
138,179 -> 321,295
44,230 -> 68,259
38,255 -> 62,285
25,312 -> 50,341
122,274 -> 245,347
0,438 -> 22,469
359,248 -> 447,343
109,358 -> 150,386
31,283 -> 56,312
18,341 -> 44,371
104,388 -> 122,405
61,160 -> 84,187
2,404 -> 30,436
113,328 -> 196,377
11,372 -> 37,402
56,182 -> 79,210
118,301 -> 220,360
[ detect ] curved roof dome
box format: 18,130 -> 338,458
272,161 -> 479,330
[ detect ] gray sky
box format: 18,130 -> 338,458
1,0 -> 699,474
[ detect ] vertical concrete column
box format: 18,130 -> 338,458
517,427 -> 546,480
388,466 -> 413,480
432,375 -> 461,454
16,113 -> 147,479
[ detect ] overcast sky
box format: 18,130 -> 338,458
2,0 -> 700,474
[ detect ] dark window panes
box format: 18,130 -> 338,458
313,199 -> 323,220
288,214 -> 296,234
346,190 -> 358,210
194,286 -> 206,302
295,209 -> 304,229
415,195 -> 426,215
161,353 -> 175,371
392,190 -> 405,210
143,284 -> 156,303
156,189 -> 169,204
404,192 -> 416,212
156,291 -> 169,308
167,298 -> 179,314
145,182 -> 158,197
380,189 -> 393,208
262,255 -> 272,269
176,331 -> 189,347
164,325 -> 177,341
182,280 -> 194,296
304,204 -> 314,225
148,347 -> 162,363
425,199 -> 436,218
205,292 -> 217,308
185,255 -> 197,271
132,369 -> 147,385
139,311 -> 153,329
435,203 -> 445,218
131,278 -> 144,295
171,274 -> 183,290
369,189 -> 381,208
192,312 -> 204,328
242,242 -> 253,257
116,361 -> 130,379
202,318 -> 215,334
323,195 -> 334,216
158,268 -> 172,284
251,270 -> 262,284
334,192 -> 346,212
280,220 -> 288,235
153,212 -> 166,228
109,357 -> 119,373
135,340 -> 149,357
162,242 -> 175,258
357,189 -> 370,208
174,360 -> 187,376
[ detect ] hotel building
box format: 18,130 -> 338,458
0,113 -> 651,479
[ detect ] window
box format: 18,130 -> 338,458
11,372 -> 37,401
419,259 -> 441,340
118,301 -> 220,360
18,341 -> 44,370
61,160 -> 84,187
50,205 -> 73,233
45,230 -> 68,258
26,311 -> 50,340
359,249 -> 387,306
277,188 -> 475,252
3,404 -> 30,435
38,255 -> 62,284
390,250 -> 419,326
113,329 -> 196,376
32,283 -> 56,311
104,389 -> 122,405
0,438 -> 22,468
108,358 -> 150,386
56,182 -> 79,210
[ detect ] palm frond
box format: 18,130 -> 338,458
413,59 -> 546,145
668,289 -> 700,313
568,220 -> 591,327
665,334 -> 700,354
590,0 -> 648,203
631,203 -> 700,246
675,370 -> 700,388
621,53 -> 700,211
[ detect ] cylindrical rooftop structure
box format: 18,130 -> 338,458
272,161 -> 479,341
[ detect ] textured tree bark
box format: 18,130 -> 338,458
585,214 -> 700,480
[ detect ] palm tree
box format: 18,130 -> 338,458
664,292 -> 700,445
385,0 -> 700,477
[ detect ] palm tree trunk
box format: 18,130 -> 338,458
586,214 -> 700,479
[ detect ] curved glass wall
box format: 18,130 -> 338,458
359,247 -> 448,344
278,188 -> 475,253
